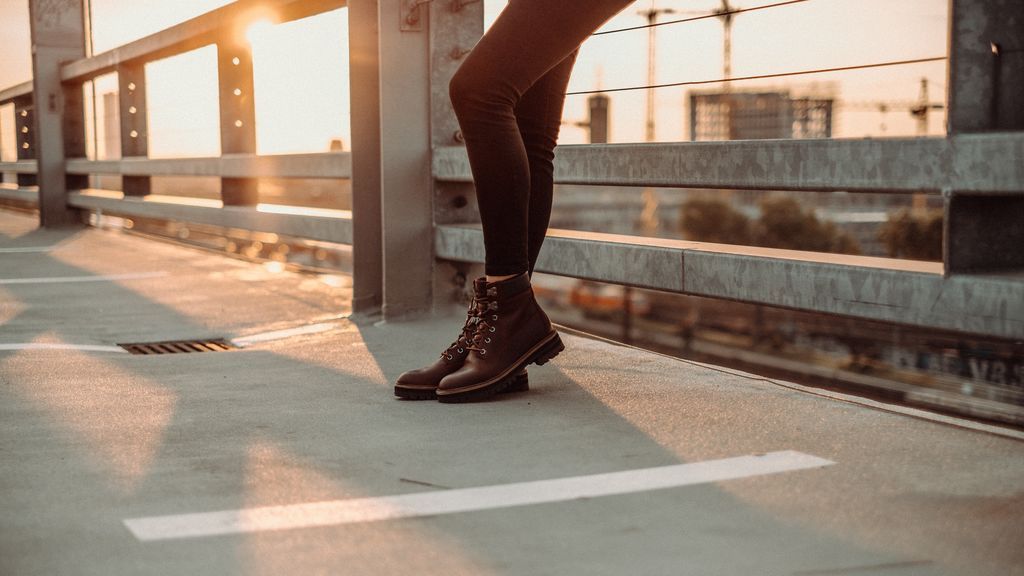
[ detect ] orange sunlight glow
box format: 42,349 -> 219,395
244,18 -> 274,46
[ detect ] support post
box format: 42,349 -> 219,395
429,0 -> 485,309
28,0 -> 86,227
118,62 -> 151,196
375,0 -> 434,320
62,81 -> 88,192
944,0 -> 1024,275
13,97 -> 36,188
348,0 -> 384,317
216,35 -> 258,206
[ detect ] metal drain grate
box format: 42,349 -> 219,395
118,339 -> 236,355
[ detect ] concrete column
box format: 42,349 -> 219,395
28,0 -> 87,227
118,62 -> 151,196
216,35 -> 258,206
943,0 -> 1024,275
429,0 -> 485,309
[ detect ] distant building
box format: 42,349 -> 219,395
689,89 -> 834,141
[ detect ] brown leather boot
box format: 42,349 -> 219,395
394,277 -> 528,400
437,272 -> 563,403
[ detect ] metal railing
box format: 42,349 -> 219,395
1,0 -> 1022,340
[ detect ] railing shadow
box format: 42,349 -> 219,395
0,211 -> 1003,575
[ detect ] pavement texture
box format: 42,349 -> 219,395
1,209 -> 1023,576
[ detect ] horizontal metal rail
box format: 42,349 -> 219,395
434,133 -> 1024,194
61,0 -> 347,82
67,190 -> 352,245
0,81 -> 33,105
0,160 -> 38,174
0,186 -> 39,204
65,152 -> 351,179
436,223 -> 1024,340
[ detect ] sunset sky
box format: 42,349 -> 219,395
1,0 -> 947,161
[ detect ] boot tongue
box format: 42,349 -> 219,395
472,276 -> 489,296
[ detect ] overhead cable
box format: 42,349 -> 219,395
592,0 -> 811,36
565,56 -> 947,95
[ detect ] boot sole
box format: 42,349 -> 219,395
436,331 -> 564,404
395,371 -> 529,400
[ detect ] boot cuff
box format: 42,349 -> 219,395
486,272 -> 530,298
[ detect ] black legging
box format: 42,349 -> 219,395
449,0 -> 635,277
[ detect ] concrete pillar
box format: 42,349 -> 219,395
28,0 -> 87,227
943,0 -> 1024,275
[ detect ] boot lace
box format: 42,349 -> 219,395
464,297 -> 498,356
440,291 -> 490,360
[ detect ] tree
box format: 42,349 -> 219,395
754,196 -> 861,255
679,197 -> 752,244
878,208 -> 943,261
679,195 -> 861,255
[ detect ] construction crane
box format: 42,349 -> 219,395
638,0 -> 677,142
714,0 -> 735,90
839,78 -> 945,135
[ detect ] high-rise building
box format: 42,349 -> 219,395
689,89 -> 834,141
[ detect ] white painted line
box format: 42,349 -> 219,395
0,271 -> 168,285
124,450 -> 834,541
0,343 -> 128,353
0,246 -> 54,253
231,322 -> 338,347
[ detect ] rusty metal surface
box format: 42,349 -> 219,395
435,223 -> 1024,340
433,134 -> 1024,194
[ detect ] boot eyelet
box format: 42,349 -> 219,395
491,314 -> 497,320
457,347 -> 463,353
489,326 -> 495,332
479,349 -> 486,355
484,337 -> 491,343
446,354 -> 453,360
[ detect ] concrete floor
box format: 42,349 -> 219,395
1,209 -> 1023,576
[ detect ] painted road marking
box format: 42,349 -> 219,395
124,450 -> 834,541
0,271 -> 168,285
0,343 -> 128,353
231,322 -> 339,347
0,246 -> 55,253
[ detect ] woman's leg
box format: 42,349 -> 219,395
449,0 -> 633,277
516,48 -> 579,278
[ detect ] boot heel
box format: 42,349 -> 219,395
505,371 -> 530,393
532,333 -> 564,366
